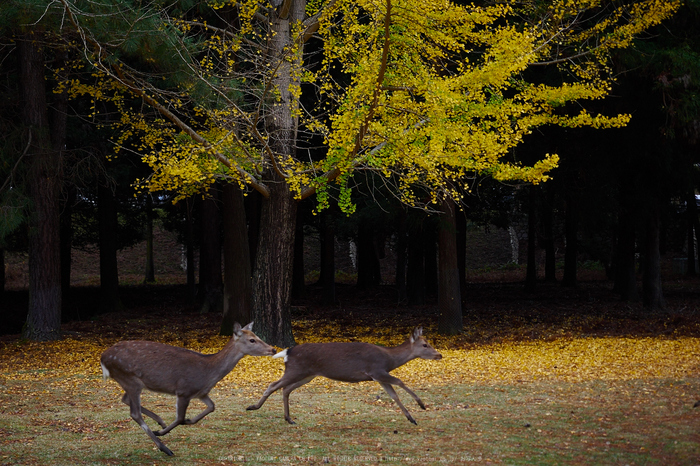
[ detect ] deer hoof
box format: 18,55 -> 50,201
160,445 -> 174,456
285,418 -> 296,425
408,417 -> 417,425
246,405 -> 258,411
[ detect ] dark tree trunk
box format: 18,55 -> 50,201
438,197 -> 462,335
318,210 -> 335,304
456,208 -> 467,292
98,180 -> 121,312
246,190 -> 262,277
562,189 -> 578,287
292,210 -> 306,299
542,187 -> 557,282
406,215 -> 426,305
20,33 -> 62,341
252,174 -> 297,347
0,248 -> 5,293
394,208 -> 408,303
59,186 -> 75,296
199,186 -> 223,313
525,185 -> 537,293
642,198 -> 665,310
614,207 -> 639,301
357,218 -> 381,289
184,198 -> 196,301
687,189 -> 697,276
144,194 -> 156,283
221,183 -> 252,335
424,224 -> 438,297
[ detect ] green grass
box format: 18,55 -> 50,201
1,374 -> 698,465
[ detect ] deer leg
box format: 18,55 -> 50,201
183,395 -> 215,425
126,391 -> 174,456
376,381 -> 416,425
281,376 -> 315,425
247,373 -> 301,411
372,373 -> 426,409
122,392 -> 167,428
153,396 -> 190,437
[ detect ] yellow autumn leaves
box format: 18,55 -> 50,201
1,323 -> 697,390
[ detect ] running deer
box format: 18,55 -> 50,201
100,322 -> 275,456
247,326 -> 442,425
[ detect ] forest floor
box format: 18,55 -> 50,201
2,229 -> 700,464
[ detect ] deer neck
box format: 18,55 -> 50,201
385,339 -> 415,370
210,338 -> 245,377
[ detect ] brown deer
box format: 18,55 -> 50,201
100,322 -> 275,456
247,326 -> 442,425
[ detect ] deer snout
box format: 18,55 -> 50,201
433,353 -> 443,360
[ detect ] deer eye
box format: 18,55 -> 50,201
250,339 -> 256,343
422,344 -> 428,348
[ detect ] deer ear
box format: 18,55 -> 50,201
243,321 -> 254,331
233,322 -> 243,337
411,326 -> 423,342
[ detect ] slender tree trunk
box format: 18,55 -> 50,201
184,198 -> 196,301
394,208 -> 408,303
144,194 -> 156,283
562,189 -> 578,287
438,197 -> 462,335
542,187 -> 556,282
199,186 -> 223,313
319,210 -> 335,304
292,210 -> 306,299
643,198 -> 665,310
221,183 -> 252,335
20,33 -> 62,341
98,179 -> 121,312
525,185 -> 537,293
687,189 -> 697,275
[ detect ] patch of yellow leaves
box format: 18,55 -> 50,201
1,324 -> 698,390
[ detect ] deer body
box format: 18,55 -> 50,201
247,327 -> 441,425
101,322 -> 274,456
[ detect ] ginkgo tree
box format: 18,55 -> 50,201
53,0 -> 678,344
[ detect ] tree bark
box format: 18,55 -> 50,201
252,174 -> 297,347
98,179 -> 121,312
438,197 -> 462,335
144,194 -> 156,283
20,33 -> 62,341
198,186 -> 223,313
642,197 -> 665,310
221,183 -> 252,335
562,188 -> 578,287
525,185 -> 537,293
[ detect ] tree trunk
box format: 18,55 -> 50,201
319,210 -> 335,304
184,198 -> 196,301
438,197 -> 462,335
406,215 -> 426,305
542,187 -> 557,282
144,194 -> 156,283
395,208 -> 408,302
198,186 -> 223,313
425,224 -> 438,297
357,218 -> 380,289
687,189 -> 697,275
614,206 -> 639,301
642,198 -> 665,310
456,208 -> 467,293
20,33 -> 62,341
252,175 -> 297,347
0,247 -> 4,293
292,210 -> 306,299
562,188 -> 578,287
60,186 -> 75,296
221,183 -> 252,335
98,179 -> 121,312
525,185 -> 537,293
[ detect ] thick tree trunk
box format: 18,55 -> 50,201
643,198 -> 665,310
252,175 -> 297,347
456,209 -> 467,292
144,194 -> 156,283
424,225 -> 438,297
199,186 -> 223,313
221,183 -> 252,335
98,180 -> 121,312
438,197 -> 462,335
20,33 -> 62,341
687,190 -> 697,275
